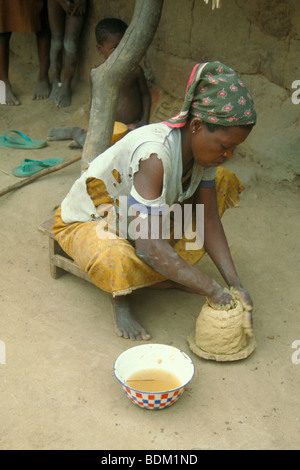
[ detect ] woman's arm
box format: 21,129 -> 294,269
195,185 -> 253,311
132,155 -> 234,307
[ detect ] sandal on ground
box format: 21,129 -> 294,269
12,157 -> 64,177
0,130 -> 47,149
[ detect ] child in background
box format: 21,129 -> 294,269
0,0 -> 50,105
95,18 -> 151,130
47,0 -> 88,107
47,18 -> 151,146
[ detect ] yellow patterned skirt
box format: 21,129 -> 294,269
53,167 -> 244,296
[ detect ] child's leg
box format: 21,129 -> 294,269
47,0 -> 65,102
33,0 -> 51,100
47,126 -> 87,147
69,127 -> 87,147
0,32 -> 19,105
54,12 -> 86,107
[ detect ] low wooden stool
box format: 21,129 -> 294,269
38,217 -> 93,284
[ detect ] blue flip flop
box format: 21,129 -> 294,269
0,130 -> 47,149
12,157 -> 64,178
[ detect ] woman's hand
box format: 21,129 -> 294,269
230,286 -> 254,337
231,286 -> 253,312
206,285 -> 235,310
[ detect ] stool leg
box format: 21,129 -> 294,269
49,238 -> 66,279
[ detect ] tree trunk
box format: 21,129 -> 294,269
81,0 -> 164,170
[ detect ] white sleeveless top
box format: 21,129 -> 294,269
60,123 -> 217,223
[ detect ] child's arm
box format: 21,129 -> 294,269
56,0 -> 74,14
134,66 -> 151,128
71,0 -> 87,16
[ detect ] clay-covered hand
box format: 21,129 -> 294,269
206,286 -> 236,311
230,286 -> 253,312
230,286 -> 254,337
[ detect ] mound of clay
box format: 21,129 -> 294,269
187,291 -> 257,361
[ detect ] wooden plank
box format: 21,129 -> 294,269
52,253 -> 94,284
48,238 -> 66,279
38,217 -> 55,237
39,217 -> 93,285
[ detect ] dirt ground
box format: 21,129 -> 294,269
0,59 -> 300,451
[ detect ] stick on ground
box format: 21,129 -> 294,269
0,153 -> 82,197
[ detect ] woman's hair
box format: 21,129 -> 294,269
186,114 -> 255,132
202,120 -> 255,133
95,18 -> 128,45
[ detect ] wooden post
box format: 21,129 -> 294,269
81,0 -> 164,170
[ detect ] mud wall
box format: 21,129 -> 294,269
10,0 -> 300,182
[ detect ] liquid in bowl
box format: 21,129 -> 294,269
125,368 -> 182,392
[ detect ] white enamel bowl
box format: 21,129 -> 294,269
114,344 -> 195,410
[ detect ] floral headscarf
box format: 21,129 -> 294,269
165,61 -> 256,128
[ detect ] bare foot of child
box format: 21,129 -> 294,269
68,140 -> 82,149
47,126 -> 81,141
5,82 -> 20,105
54,82 -> 71,107
109,294 -> 151,341
33,77 -> 51,100
49,80 -> 60,102
47,126 -> 87,148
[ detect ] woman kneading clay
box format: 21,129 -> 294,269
52,61 -> 257,341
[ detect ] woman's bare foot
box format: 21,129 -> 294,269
33,77 -> 51,100
109,294 -> 151,341
4,81 -> 20,105
47,126 -> 80,141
